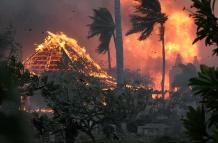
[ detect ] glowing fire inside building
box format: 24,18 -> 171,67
22,0 -> 201,107
24,31 -> 112,80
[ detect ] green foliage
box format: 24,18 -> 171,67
189,65 -> 218,126
191,0 -> 218,55
32,113 -> 52,136
184,2 -> 218,142
105,87 -> 151,124
88,8 -> 115,54
183,66 -> 218,143
0,57 -> 38,143
0,57 -> 39,104
40,71 -> 110,142
182,106 -> 209,143
39,70 -> 152,142
0,26 -> 39,143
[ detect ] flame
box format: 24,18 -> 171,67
120,0 -> 199,98
26,31 -> 113,80
30,108 -> 54,113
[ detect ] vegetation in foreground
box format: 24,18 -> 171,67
0,0 -> 218,143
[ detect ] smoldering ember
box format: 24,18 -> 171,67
0,0 -> 218,143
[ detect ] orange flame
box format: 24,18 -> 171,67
25,32 -> 113,80
30,108 -> 54,113
120,0 -> 199,97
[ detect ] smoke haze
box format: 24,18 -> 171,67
0,0 -> 217,89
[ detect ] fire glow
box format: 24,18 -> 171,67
121,0 -> 199,94
24,1 -> 199,97
24,32 -> 113,80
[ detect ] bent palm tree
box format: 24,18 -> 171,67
126,0 -> 167,98
88,8 -> 115,70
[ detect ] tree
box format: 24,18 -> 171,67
88,2 -> 125,87
88,8 -> 115,71
182,1 -> 218,142
0,26 -> 37,143
40,71 -> 111,143
190,0 -> 218,55
40,70 -> 152,142
114,0 -> 124,86
189,65 -> 218,127
104,86 -> 152,133
126,0 -> 168,98
182,106 -> 209,143
182,65 -> 218,143
0,56 -> 38,107
32,113 -> 53,143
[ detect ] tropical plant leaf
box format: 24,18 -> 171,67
191,0 -> 218,55
182,106 -> 209,143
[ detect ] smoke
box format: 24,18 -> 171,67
0,0 -> 109,59
0,0 -> 217,89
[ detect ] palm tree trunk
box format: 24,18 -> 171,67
107,48 -> 112,71
160,23 -> 166,99
114,0 -> 124,87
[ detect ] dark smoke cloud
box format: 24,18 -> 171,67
0,0 -> 112,62
0,0 -> 217,70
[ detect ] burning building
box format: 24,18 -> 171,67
169,54 -> 199,93
24,31 -> 112,80
23,32 -> 115,112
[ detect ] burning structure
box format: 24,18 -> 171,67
23,32 -> 116,112
24,32 -> 114,83
169,54 -> 199,93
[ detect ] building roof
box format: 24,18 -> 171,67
23,32 -> 115,86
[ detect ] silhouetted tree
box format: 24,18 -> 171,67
88,8 -> 115,70
182,106 -> 209,143
191,0 -> 218,55
88,1 -> 125,87
41,71 -> 111,143
126,0 -> 168,98
0,27 -> 37,143
183,1 -> 218,142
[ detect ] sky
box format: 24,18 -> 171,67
0,0 -> 217,84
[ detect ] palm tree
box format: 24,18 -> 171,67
88,3 -> 125,87
114,0 -> 124,86
88,8 -> 115,71
190,0 -> 218,55
126,0 -> 167,98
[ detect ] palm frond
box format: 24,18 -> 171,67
135,0 -> 161,13
97,31 -> 113,54
189,65 -> 218,126
126,13 -> 167,40
126,14 -> 155,40
191,0 -> 218,55
88,8 -> 114,38
182,106 -> 209,143
88,8 -> 115,54
126,0 -> 167,40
